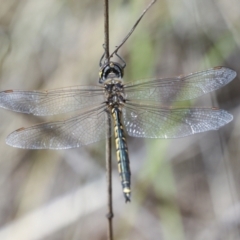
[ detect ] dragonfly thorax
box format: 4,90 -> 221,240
104,79 -> 126,108
99,61 -> 124,83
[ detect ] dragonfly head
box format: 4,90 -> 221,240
99,61 -> 124,83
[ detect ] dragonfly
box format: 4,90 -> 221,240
0,54 -> 236,201
0,0 -> 237,202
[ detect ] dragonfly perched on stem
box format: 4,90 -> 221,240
0,0 -> 236,202
0,57 -> 236,201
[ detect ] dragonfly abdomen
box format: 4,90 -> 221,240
112,106 -> 131,202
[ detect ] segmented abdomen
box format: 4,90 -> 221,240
111,106 -> 131,202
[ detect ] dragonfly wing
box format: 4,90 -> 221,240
0,85 -> 104,116
122,103 -> 233,138
124,67 -> 236,103
6,106 -> 112,149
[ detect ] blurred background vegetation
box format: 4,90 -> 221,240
0,0 -> 240,239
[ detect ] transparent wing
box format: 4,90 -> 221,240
6,106 -> 111,149
123,103 -> 233,138
0,85 -> 104,116
124,67 -> 236,103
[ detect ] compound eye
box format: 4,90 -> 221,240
99,62 -> 124,83
99,65 -> 109,83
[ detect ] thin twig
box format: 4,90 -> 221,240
109,0 -> 156,59
104,0 -> 110,60
106,114 -> 113,240
104,0 -> 113,240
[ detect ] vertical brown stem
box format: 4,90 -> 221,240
106,114 -> 113,240
104,0 -> 110,60
104,1 -> 113,240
